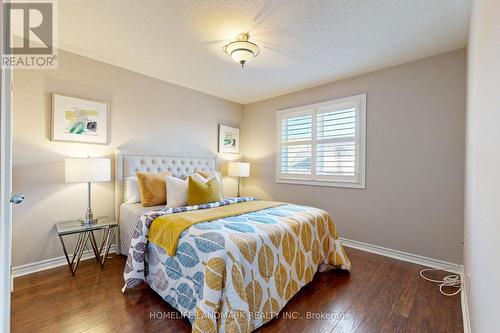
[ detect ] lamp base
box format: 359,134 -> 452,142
80,217 -> 98,225
80,207 -> 97,225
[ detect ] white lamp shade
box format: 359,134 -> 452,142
65,158 -> 111,183
228,162 -> 250,178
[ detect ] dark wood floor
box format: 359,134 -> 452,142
11,248 -> 463,333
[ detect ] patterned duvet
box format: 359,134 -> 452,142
123,197 -> 350,333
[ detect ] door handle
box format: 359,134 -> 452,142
10,193 -> 24,204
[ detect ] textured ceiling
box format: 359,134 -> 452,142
58,0 -> 471,104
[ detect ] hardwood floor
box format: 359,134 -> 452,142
11,248 -> 463,333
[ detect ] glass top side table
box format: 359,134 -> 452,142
56,216 -> 118,275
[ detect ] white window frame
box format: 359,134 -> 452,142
276,93 -> 366,189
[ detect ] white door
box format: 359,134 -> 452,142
1,2 -> 23,330
0,64 -> 13,332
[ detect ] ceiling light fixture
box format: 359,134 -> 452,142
223,32 -> 260,68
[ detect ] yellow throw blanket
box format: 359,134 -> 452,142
149,200 -> 285,256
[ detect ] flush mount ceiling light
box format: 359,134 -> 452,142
223,32 -> 260,67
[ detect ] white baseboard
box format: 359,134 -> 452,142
460,274 -> 471,333
340,237 -> 463,274
12,244 -> 117,278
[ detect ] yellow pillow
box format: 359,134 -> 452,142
188,176 -> 222,206
136,172 -> 171,207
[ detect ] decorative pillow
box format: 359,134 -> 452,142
136,172 -> 171,207
194,170 -> 223,196
194,169 -> 217,180
192,172 -> 210,184
188,175 -> 223,206
166,175 -> 188,208
125,177 -> 141,203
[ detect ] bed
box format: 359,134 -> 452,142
115,152 -> 220,255
116,151 -> 351,333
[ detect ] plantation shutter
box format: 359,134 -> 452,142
280,113 -> 313,176
277,94 -> 366,188
316,107 -> 357,177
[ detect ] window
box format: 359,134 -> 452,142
277,94 -> 366,188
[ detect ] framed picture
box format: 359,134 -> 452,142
51,93 -> 109,144
218,125 -> 240,154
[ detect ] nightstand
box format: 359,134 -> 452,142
56,216 -> 118,275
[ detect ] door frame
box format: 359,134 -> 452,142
1,0 -> 14,330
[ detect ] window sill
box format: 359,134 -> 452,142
276,177 -> 366,189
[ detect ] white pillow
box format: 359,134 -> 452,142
215,171 -> 224,197
193,171 -> 222,184
166,176 -> 189,208
192,171 -> 224,199
125,177 -> 141,203
192,172 -> 210,184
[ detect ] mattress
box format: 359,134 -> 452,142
119,202 -> 164,254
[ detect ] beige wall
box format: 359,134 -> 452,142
242,49 -> 466,263
465,0 -> 500,331
12,50 -> 243,267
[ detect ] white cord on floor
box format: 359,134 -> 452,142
419,268 -> 461,296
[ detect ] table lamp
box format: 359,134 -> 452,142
228,162 -> 250,197
65,158 -> 111,225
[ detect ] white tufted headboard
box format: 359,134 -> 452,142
114,150 -> 218,220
